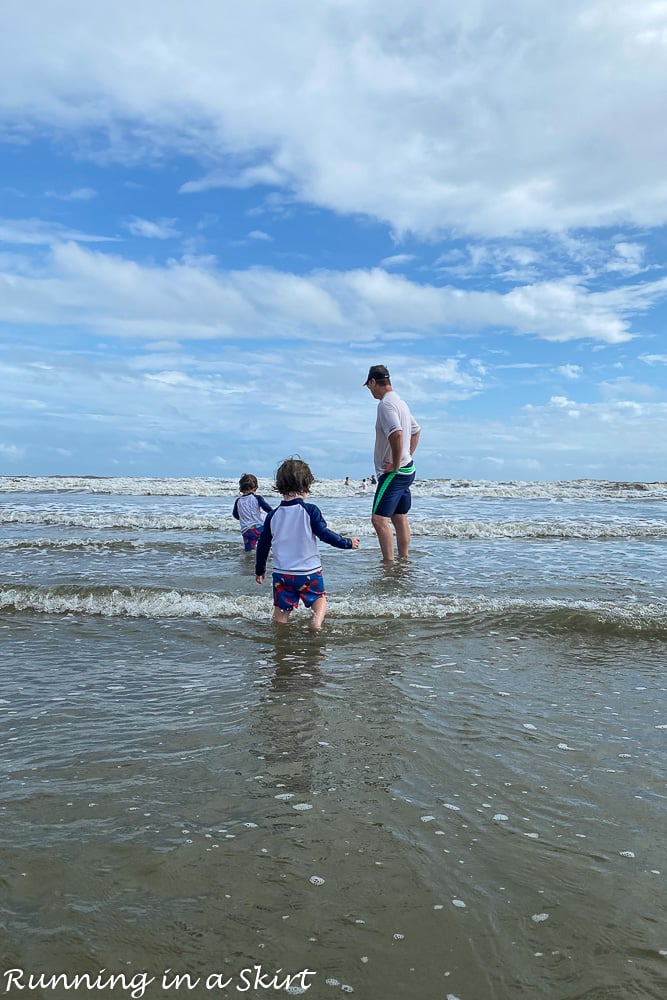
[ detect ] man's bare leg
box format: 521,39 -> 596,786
371,513 -> 396,561
310,596 -> 327,630
391,512 -> 411,558
272,608 -> 291,626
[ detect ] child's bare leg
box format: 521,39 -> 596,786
310,596 -> 327,630
272,608 -> 291,626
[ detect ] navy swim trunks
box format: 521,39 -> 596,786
372,464 -> 416,517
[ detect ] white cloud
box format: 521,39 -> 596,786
640,353 -> 667,365
556,364 -> 583,379
125,217 -> 180,239
605,241 -> 646,275
435,243 -> 543,282
122,440 -> 162,453
2,336 -> 665,478
1,242 -> 664,345
1,2 -> 667,236
598,377 -> 658,399
46,187 -> 98,201
443,395 -> 667,479
248,230 -> 272,241
380,254 -> 416,268
0,218 -> 115,246
180,164 -> 288,194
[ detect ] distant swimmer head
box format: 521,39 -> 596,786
274,457 -> 315,496
363,364 -> 391,386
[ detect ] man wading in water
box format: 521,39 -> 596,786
364,364 -> 421,561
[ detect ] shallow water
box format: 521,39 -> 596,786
1,479 -> 666,999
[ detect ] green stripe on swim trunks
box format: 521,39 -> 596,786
372,463 -> 415,515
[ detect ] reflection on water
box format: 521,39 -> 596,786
249,632 -> 327,796
1,616 -> 666,999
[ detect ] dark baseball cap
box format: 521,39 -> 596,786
363,364 -> 391,385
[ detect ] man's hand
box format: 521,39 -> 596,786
350,537 -> 360,549
256,574 -> 265,584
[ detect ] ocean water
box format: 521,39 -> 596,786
1,476 -> 666,999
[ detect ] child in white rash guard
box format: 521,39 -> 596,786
255,458 -> 359,630
232,473 -> 273,551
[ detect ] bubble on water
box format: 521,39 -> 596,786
434,904 -> 444,910
557,743 -> 575,751
393,932 -> 405,940
286,988 -> 307,995
492,814 -> 508,822
325,978 -> 340,986
618,753 -> 632,759
619,851 -> 635,858
435,830 -> 445,835
309,875 -> 326,885
421,815 -> 435,823
292,803 -> 313,811
243,822 -> 258,828
524,832 -> 539,839
444,803 -> 460,811
531,913 -> 549,922
446,994 -> 462,1000
497,691 -> 511,697
341,987 -> 354,994
452,899 -> 466,908
523,723 -> 537,730
275,792 -> 294,800
360,956 -> 368,963
659,949 -> 667,956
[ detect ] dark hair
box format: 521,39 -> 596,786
274,457 -> 315,496
239,473 -> 258,493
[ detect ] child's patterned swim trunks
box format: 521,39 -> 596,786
272,571 -> 326,610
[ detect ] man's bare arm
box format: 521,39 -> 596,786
383,429 -> 403,472
409,429 -> 421,456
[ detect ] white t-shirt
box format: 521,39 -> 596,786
374,390 -> 420,475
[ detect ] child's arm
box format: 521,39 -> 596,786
257,494 -> 273,514
254,516 -> 273,581
232,498 -> 240,520
306,504 -> 360,549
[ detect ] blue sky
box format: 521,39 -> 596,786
1,0 -> 667,481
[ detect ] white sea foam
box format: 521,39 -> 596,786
2,475 -> 666,501
1,585 -> 666,630
2,506 -> 665,540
